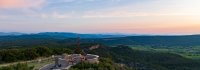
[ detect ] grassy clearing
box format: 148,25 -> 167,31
28,58 -> 53,70
0,57 -> 54,70
131,46 -> 200,60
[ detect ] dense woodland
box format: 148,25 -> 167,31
89,45 -> 200,70
1,44 -> 200,70
70,58 -> 132,70
0,47 -> 71,63
1,34 -> 200,70
1,34 -> 200,48
0,63 -> 34,70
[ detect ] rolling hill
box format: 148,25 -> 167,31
1,34 -> 200,48
98,35 -> 200,47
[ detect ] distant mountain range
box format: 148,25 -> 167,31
1,32 -> 200,48
1,32 -> 196,38
0,32 -> 129,39
97,35 -> 200,47
0,32 -> 25,36
36,32 -> 129,39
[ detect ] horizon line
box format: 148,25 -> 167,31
0,31 -> 200,36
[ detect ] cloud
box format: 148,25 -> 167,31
80,0 -> 200,18
40,12 -> 72,19
81,11 -> 200,18
0,0 -> 46,9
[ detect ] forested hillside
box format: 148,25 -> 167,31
1,35 -> 200,70
98,35 -> 200,47
1,44 -> 200,70
1,35 -> 200,48
88,45 -> 200,70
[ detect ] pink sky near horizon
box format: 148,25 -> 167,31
0,0 -> 44,8
0,0 -> 200,35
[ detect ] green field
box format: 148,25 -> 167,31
0,57 -> 53,70
131,46 -> 200,60
28,58 -> 53,70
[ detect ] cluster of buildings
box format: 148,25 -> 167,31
40,53 -> 99,70
49,53 -> 99,70
62,54 -> 99,64
40,37 -> 100,70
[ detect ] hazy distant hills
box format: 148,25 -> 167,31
98,35 -> 200,47
0,32 -> 128,39
1,32 -> 200,48
0,32 -> 25,36
36,32 -> 128,39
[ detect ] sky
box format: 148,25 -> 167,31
0,0 -> 200,35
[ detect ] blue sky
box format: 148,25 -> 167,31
0,0 -> 200,34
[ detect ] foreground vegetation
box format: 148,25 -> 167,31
88,45 -> 200,70
0,63 -> 34,70
0,47 -> 71,64
1,44 -> 200,70
70,58 -> 132,70
0,41 -> 200,70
